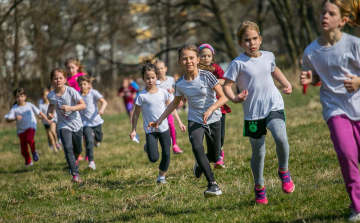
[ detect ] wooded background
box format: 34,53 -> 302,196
1,0 -> 359,121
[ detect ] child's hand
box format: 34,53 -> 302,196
344,74 -> 360,93
98,109 -> 104,115
47,119 -> 53,124
178,123 -> 186,132
61,105 -> 72,112
203,108 -> 214,124
148,121 -> 161,132
300,70 -> 312,85
167,89 -> 173,94
129,130 -> 136,139
177,100 -> 184,109
16,115 -> 22,121
47,113 -> 54,120
234,90 -> 248,103
282,85 -> 292,94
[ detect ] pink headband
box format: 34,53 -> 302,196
198,43 -> 215,55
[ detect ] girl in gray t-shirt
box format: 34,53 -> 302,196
148,44 -> 228,198
130,60 -> 186,184
223,21 -> 294,204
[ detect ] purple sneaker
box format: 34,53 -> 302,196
32,151 -> 39,162
254,185 -> 268,204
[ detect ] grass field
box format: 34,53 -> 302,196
0,86 -> 353,222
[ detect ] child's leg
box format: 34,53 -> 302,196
220,114 -> 226,148
145,133 -> 160,163
167,114 -> 177,146
18,131 -> 31,164
92,125 -> 103,143
158,130 -> 171,174
72,128 -> 83,160
327,115 -> 360,212
83,126 -> 94,162
50,122 -> 59,143
188,121 -> 215,183
46,129 -> 57,152
204,121 -> 221,163
25,128 -> 36,154
249,136 -> 266,186
59,128 -> 79,176
266,119 -> 289,170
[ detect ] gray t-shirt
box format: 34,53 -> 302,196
47,86 -> 84,131
135,87 -> 170,134
5,102 -> 40,134
224,51 -> 284,120
156,76 -> 175,101
79,89 -> 104,127
302,33 -> 360,122
175,69 -> 221,124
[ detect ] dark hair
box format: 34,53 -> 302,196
177,44 -> 215,72
13,87 -> 26,97
50,68 -> 67,81
40,87 -> 49,97
140,58 -> 160,79
77,75 -> 94,85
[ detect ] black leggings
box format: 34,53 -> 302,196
220,114 -> 226,148
188,121 -> 221,183
145,130 -> 171,172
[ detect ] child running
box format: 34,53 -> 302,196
47,68 -> 86,183
199,43 -> 232,169
155,60 -> 183,154
130,59 -> 186,184
78,75 -> 108,170
148,44 -> 228,197
223,21 -> 294,204
65,58 -> 86,91
5,88 -> 48,166
118,77 -> 138,121
300,0 -> 360,221
39,87 -> 61,153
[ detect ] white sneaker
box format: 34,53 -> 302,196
25,161 -> 33,167
95,142 -> 100,147
349,209 -> 360,222
87,161 -> 96,170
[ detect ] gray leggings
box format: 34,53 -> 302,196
145,130 -> 171,172
249,119 -> 289,186
59,128 -> 83,176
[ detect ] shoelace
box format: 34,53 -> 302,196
255,189 -> 266,199
280,171 -> 291,183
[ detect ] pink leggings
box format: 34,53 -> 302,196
327,115 -> 360,212
167,114 -> 177,146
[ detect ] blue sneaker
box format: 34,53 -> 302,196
254,185 -> 268,204
32,151 -> 39,162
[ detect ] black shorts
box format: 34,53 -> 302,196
44,124 -> 50,130
243,110 -> 286,139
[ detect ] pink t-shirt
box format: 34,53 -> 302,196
67,73 -> 85,91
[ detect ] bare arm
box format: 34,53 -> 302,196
223,78 -> 248,104
129,104 -> 142,139
166,99 -> 186,132
61,99 -> 86,112
47,104 -> 55,120
271,66 -> 292,94
148,96 -> 182,131
217,79 -> 225,86
98,97 -> 108,115
203,84 -> 228,124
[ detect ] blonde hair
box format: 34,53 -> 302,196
177,44 -> 215,72
64,58 -> 87,74
322,0 -> 360,26
236,21 -> 260,42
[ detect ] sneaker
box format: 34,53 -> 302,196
77,155 -> 84,161
85,156 -> 89,162
71,174 -> 82,183
173,145 -> 183,154
56,142 -> 62,151
278,170 -> 295,194
25,161 -> 33,167
156,178 -> 167,184
87,161 -> 96,170
32,151 -> 39,162
144,143 -> 147,153
254,186 -> 268,204
95,141 -> 100,147
349,209 -> 360,222
193,161 -> 203,178
204,182 -> 222,198
214,150 -> 225,169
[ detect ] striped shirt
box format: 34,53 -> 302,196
175,69 -> 221,124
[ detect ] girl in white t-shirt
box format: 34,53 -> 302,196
78,75 -> 108,170
5,88 -> 48,166
223,21 -> 294,204
39,87 -> 61,153
47,68 -> 86,183
130,59 -> 186,184
300,1 -> 360,221
148,44 -> 228,198
155,60 -> 183,154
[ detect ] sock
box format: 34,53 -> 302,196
256,185 -> 265,189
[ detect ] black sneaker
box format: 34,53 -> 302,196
204,182 -> 222,198
193,161 -> 203,178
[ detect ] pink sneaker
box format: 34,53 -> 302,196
214,150 -> 225,169
278,170 -> 295,194
85,156 -> 89,162
173,145 -> 183,154
254,185 -> 268,204
77,155 -> 84,161
72,174 -> 82,183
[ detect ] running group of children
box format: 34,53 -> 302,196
4,0 -> 360,221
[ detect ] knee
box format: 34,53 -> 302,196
148,155 -> 159,163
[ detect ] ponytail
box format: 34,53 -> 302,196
348,0 -> 360,26
198,61 -> 215,72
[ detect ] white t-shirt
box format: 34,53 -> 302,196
5,102 -> 40,134
224,51 -> 284,120
47,86 -> 84,131
156,76 -> 175,101
175,69 -> 221,124
38,99 -> 57,123
79,89 -> 104,127
135,87 -> 170,134
302,33 -> 360,122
